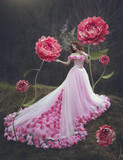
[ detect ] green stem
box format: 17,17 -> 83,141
88,44 -> 94,88
13,92 -> 27,141
34,61 -> 44,98
118,144 -> 122,160
93,66 -> 106,91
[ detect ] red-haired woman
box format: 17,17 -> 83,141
4,41 -> 110,149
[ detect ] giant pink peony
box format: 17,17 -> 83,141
96,125 -> 116,147
35,36 -> 61,62
77,16 -> 109,45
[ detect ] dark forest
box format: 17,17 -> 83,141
0,0 -> 123,95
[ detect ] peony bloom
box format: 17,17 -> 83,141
77,16 -> 109,45
100,55 -> 110,65
35,36 -> 61,62
96,125 -> 116,147
16,80 -> 29,92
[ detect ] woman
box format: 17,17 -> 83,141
4,41 -> 110,149
56,41 -> 89,65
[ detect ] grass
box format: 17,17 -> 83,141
0,82 -> 123,160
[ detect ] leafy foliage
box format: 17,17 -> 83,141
23,69 -> 38,78
102,71 -> 114,79
90,49 -> 109,60
23,97 -> 37,107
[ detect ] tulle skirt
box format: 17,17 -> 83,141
4,66 -> 111,149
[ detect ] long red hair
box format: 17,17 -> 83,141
70,41 -> 84,53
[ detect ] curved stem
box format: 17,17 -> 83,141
34,60 -> 44,98
88,44 -> 94,88
13,92 -> 27,141
93,66 -> 106,91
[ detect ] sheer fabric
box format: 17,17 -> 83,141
4,54 -> 110,149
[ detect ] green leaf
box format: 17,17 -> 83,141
102,71 -> 114,79
23,97 -> 37,107
120,155 -> 123,157
90,49 -> 109,60
23,69 -> 38,78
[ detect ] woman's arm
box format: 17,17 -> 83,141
55,59 -> 71,66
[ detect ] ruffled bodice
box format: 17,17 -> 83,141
68,54 -> 88,68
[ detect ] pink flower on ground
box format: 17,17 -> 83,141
106,97 -> 110,101
40,125 -> 44,129
27,140 -> 33,146
26,123 -> 31,128
4,117 -> 7,121
16,80 -> 29,92
99,55 -> 110,65
42,134 -> 46,139
4,128 -> 7,132
9,113 -> 12,116
4,132 -> 8,137
33,136 -> 38,142
19,137 -> 26,143
35,36 -> 61,62
10,118 -> 13,122
83,131 -> 88,136
34,141 -> 39,145
7,136 -> 12,141
4,121 -> 8,126
81,135 -> 86,140
41,143 -> 48,149
77,16 -> 109,45
35,145 -> 39,148
10,132 -> 15,137
7,122 -> 10,127
26,134 -> 32,141
96,125 -> 116,147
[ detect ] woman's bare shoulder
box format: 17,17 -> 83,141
70,53 -> 82,56
70,53 -> 75,56
80,50 -> 86,55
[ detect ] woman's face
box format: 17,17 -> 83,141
72,44 -> 77,51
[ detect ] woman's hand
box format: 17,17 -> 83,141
55,59 -> 71,65
55,59 -> 60,62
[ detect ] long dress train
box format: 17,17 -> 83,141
4,54 -> 111,149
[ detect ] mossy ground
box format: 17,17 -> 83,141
0,82 -> 123,160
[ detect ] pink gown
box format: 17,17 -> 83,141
4,54 -> 111,149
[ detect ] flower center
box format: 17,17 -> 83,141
103,58 -> 107,60
86,23 -> 96,31
19,83 -> 25,87
43,43 -> 53,51
100,129 -> 109,139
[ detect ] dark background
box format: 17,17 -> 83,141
0,0 -> 123,95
